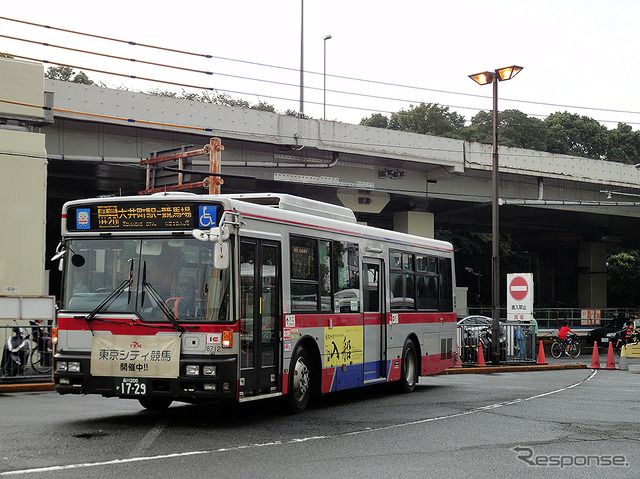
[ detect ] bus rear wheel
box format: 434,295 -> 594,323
139,397 -> 173,410
288,345 -> 311,414
398,340 -> 418,394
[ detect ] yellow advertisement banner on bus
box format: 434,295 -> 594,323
91,334 -> 180,378
324,326 -> 363,367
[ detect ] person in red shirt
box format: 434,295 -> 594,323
558,321 -> 575,355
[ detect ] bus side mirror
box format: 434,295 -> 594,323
214,241 -> 230,270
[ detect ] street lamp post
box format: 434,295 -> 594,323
299,0 -> 304,118
465,267 -> 482,306
469,65 -> 523,364
323,35 -> 332,120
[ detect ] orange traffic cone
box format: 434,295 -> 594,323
452,348 -> 463,368
605,341 -> 616,370
590,341 -> 601,369
476,342 -> 486,367
537,340 -> 548,365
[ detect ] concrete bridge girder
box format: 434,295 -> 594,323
4,56 -> 640,310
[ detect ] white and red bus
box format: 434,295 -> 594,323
53,193 -> 457,412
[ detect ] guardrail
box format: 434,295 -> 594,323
1,323 -> 53,381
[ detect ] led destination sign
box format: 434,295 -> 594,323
68,202 -> 220,231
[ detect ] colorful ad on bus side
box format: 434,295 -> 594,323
324,326 -> 363,367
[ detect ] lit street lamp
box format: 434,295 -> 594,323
323,34 -> 332,120
469,65 -> 523,364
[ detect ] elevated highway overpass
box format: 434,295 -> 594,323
2,57 -> 640,312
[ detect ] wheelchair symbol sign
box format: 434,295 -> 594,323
199,206 -> 217,227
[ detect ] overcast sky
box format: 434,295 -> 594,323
2,0 -> 639,129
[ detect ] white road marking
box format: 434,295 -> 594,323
0,370 -> 597,476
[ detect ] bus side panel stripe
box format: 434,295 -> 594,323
421,353 -> 453,375
322,367 -> 337,393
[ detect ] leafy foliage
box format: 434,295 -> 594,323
361,105 -> 640,164
45,66 -> 94,85
389,103 -> 466,138
607,251 -> 640,306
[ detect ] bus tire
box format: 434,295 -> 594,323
398,339 -> 418,394
288,345 -> 311,414
139,397 -> 173,410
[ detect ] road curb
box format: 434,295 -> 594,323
0,382 -> 55,393
438,364 -> 588,375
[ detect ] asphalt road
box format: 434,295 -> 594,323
1,367 -> 638,479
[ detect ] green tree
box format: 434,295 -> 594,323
463,109 -> 547,150
606,123 -> 640,164
390,103 -> 466,138
498,110 -> 547,150
607,251 -> 640,306
45,66 -> 94,85
462,110 -> 492,144
360,113 -> 389,129
544,111 -> 610,159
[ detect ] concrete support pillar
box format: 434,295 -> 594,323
577,241 -> 607,309
393,210 -> 434,238
0,130 -> 47,295
0,57 -> 48,296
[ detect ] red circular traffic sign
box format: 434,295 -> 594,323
509,276 -> 529,301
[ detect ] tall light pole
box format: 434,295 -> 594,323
465,267 -> 482,307
323,35 -> 332,120
299,0 -> 304,118
469,65 -> 523,364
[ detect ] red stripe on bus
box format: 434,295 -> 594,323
56,315 -> 238,333
289,312 -> 456,329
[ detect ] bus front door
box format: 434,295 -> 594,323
239,240 -> 280,397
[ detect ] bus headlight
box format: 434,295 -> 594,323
186,365 -> 200,376
203,366 -> 217,376
56,361 -> 81,373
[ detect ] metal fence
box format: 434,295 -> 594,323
458,321 -> 537,365
465,307 -> 639,337
0,323 -> 53,381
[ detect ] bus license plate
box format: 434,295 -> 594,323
601,337 -> 609,342
115,377 -> 147,396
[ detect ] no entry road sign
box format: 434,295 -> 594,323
509,275 -> 529,301
507,273 -> 533,320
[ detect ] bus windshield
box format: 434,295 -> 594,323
61,237 -> 232,322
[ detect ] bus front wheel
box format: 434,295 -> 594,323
288,345 -> 311,414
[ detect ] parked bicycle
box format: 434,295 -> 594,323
550,334 -> 581,359
28,321 -> 52,374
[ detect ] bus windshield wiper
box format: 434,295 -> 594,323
141,261 -> 185,333
85,259 -> 134,322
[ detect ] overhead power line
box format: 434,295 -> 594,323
1,15 -> 639,119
